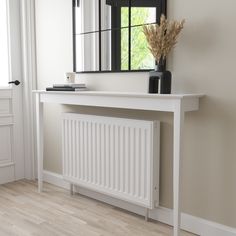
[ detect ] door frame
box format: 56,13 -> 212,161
2,0 -> 40,182
20,0 -> 38,180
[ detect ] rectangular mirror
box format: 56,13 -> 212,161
73,0 -> 167,73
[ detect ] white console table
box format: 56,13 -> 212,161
33,90 -> 203,236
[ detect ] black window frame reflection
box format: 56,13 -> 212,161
72,0 -> 167,73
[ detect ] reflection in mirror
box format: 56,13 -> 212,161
101,30 -> 111,71
120,28 -> 129,70
130,26 -> 155,70
101,0 -> 112,30
100,27 -> 153,71
101,28 -> 129,71
75,32 -> 99,71
104,0 -> 157,29
131,6 -> 156,26
75,0 -> 99,34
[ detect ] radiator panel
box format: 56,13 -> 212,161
62,113 -> 160,209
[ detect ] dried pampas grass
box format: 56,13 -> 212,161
143,15 -> 185,64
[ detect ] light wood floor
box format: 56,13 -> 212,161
0,180 -> 195,236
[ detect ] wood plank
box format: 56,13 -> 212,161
0,180 -> 196,236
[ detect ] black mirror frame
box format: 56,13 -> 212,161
72,0 -> 167,73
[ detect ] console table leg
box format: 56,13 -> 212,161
36,94 -> 44,193
70,183 -> 74,195
145,209 -> 149,222
173,103 -> 184,236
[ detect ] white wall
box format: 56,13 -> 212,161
35,0 -> 236,229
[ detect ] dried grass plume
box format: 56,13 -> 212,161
143,15 -> 185,64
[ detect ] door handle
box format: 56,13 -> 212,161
8,80 -> 20,86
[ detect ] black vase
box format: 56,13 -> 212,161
148,65 -> 162,94
160,70 -> 172,94
148,76 -> 159,93
149,63 -> 172,94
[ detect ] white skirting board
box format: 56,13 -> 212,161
43,170 -> 236,236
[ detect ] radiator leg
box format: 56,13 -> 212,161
145,209 -> 149,222
70,183 -> 74,195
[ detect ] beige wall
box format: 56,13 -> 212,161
35,0 -> 236,228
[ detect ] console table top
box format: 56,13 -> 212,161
33,90 -> 204,99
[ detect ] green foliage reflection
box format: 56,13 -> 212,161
121,8 -> 154,70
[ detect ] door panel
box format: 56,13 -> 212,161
0,99 -> 11,113
0,0 -> 10,87
0,0 -> 25,184
0,125 -> 12,163
0,89 -> 15,183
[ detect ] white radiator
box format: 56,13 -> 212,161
62,113 -> 160,209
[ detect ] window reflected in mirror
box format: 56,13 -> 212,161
130,26 -> 155,70
131,7 -> 156,26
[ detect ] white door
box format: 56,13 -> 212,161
0,0 -> 25,184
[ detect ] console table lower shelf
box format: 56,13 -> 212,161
33,90 -> 204,236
